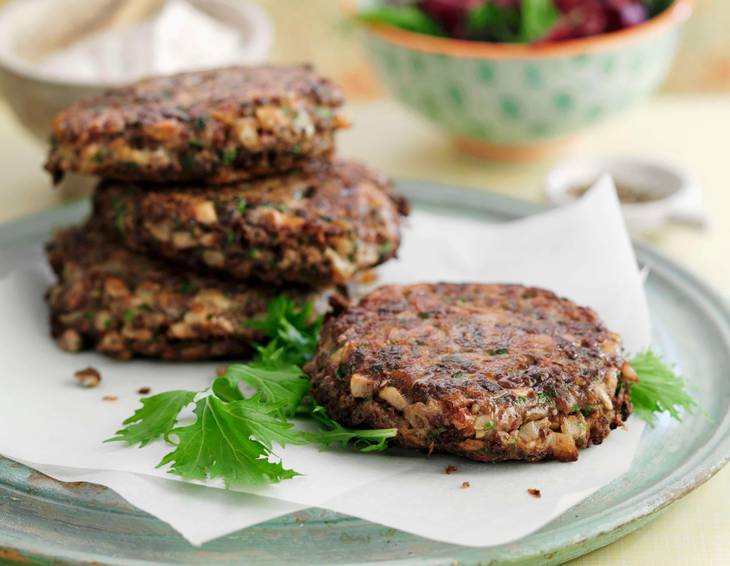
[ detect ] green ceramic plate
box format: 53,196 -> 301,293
1,181 -> 729,565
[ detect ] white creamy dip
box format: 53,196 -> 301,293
15,0 -> 272,84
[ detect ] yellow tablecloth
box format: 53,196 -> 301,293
1,94 -> 729,564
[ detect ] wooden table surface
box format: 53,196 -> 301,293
1,93 -> 729,565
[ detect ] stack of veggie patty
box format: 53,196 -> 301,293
44,64 -> 409,360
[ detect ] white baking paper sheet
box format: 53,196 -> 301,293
0,178 -> 649,547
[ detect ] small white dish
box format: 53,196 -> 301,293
545,157 -> 706,234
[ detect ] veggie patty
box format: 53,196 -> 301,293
92,160 -> 409,287
306,283 -> 635,463
46,223 -> 320,360
45,64 -> 347,184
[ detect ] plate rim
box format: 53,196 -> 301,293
1,180 -> 729,565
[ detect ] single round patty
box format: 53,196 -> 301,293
305,283 -> 634,463
45,64 -> 347,184
93,160 -> 409,287
46,223 -> 319,361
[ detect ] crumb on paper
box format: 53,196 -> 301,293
445,464 -> 458,474
460,481 -> 470,489
73,367 -> 101,388
102,395 -> 118,401
527,488 -> 541,498
137,387 -> 151,395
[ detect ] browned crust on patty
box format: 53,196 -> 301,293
305,283 -> 634,463
45,223 -> 318,360
45,64 -> 347,184
92,160 -> 409,287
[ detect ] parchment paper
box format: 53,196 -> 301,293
0,178 -> 650,546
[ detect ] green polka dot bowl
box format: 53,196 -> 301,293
356,0 -> 691,160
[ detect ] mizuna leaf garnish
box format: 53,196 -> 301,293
106,390 -> 195,447
108,296 -> 396,487
158,387 -> 306,487
223,362 -> 310,417
628,350 -> 698,426
303,400 -> 398,453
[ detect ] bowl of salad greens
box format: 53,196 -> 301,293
354,0 -> 691,160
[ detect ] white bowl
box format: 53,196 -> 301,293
0,0 -> 272,143
545,157 -> 700,234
